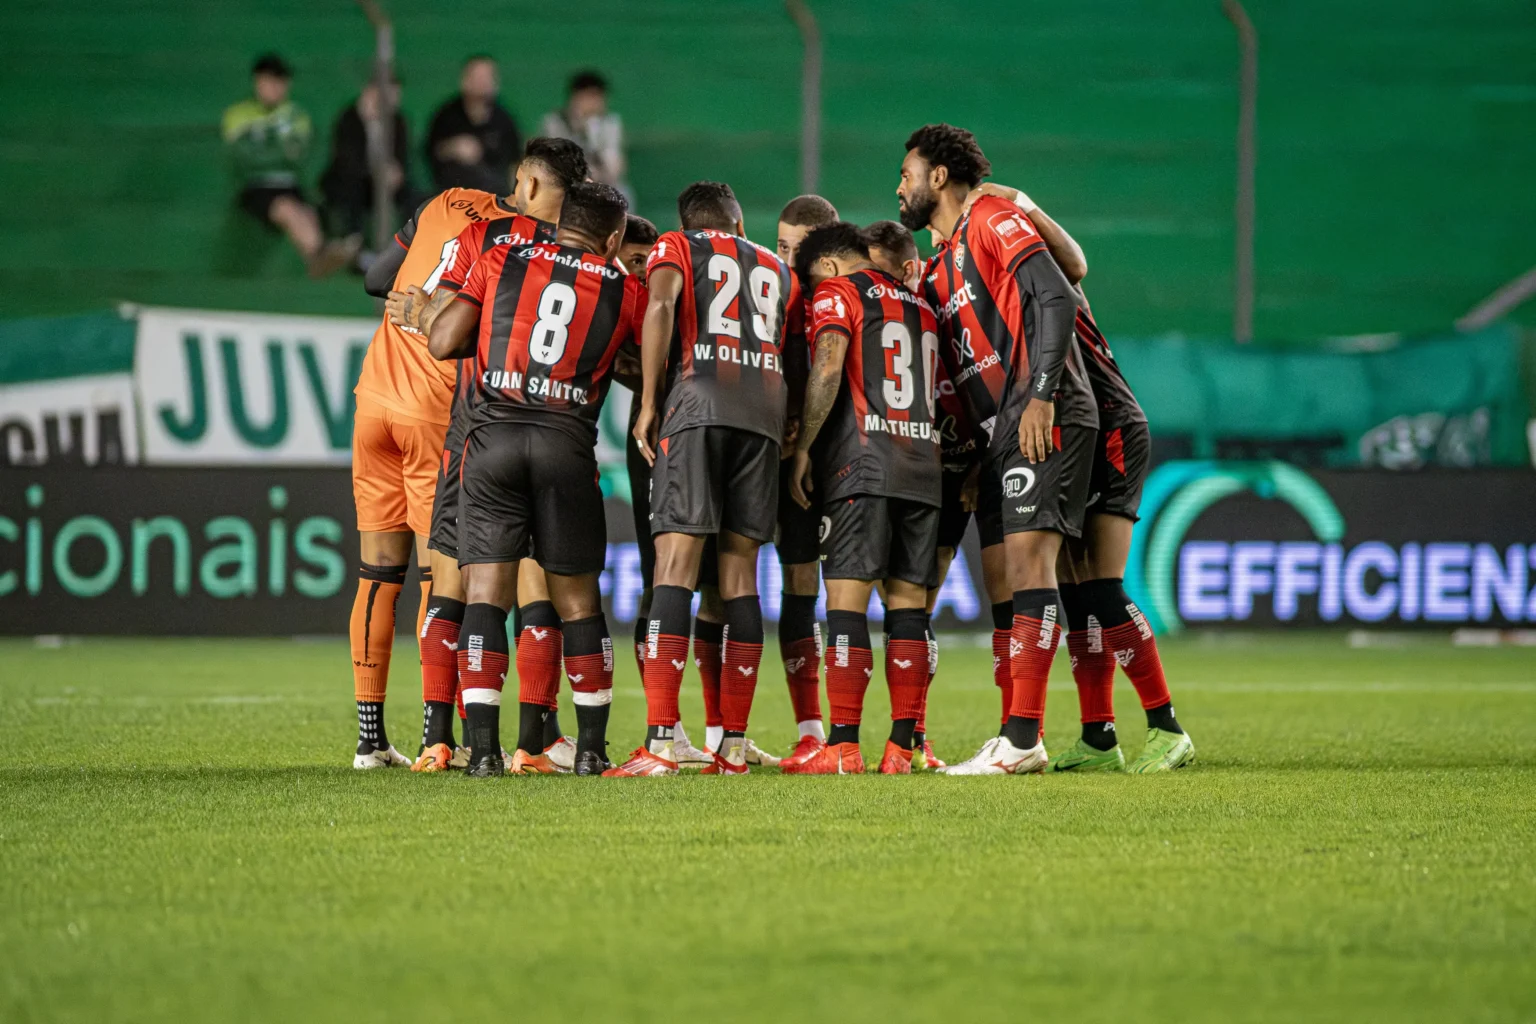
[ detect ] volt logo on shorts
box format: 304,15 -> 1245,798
466,634 -> 484,672
1002,467 -> 1036,498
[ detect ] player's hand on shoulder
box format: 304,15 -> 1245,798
386,284 -> 429,329
961,183 -> 1033,219
789,449 -> 815,510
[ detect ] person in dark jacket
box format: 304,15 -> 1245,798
424,55 -> 521,192
320,77 -> 424,247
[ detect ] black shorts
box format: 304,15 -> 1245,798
979,424 -> 1096,540
937,468 -> 974,551
650,426 -> 779,543
426,423 -> 465,558
776,456 -> 822,565
627,424 -> 721,589
821,494 -> 940,588
239,185 -> 306,225
458,422 -> 606,575
1085,422 -> 1151,522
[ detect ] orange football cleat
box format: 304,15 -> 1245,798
782,741 -> 865,775
508,749 -> 563,774
411,742 -> 455,773
601,747 -> 680,777
779,734 -> 827,771
700,750 -> 749,775
878,741 -> 914,774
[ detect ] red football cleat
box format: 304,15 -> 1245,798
601,747 -> 679,777
779,734 -> 826,771
878,741 -> 914,774
782,741 -> 864,775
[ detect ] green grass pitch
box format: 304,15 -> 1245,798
2,633 -> 1534,1022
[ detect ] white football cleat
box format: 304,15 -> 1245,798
742,738 -> 782,767
353,744 -> 411,769
672,726 -> 715,769
450,746 -> 471,770
942,735 -> 1048,776
543,736 -> 577,772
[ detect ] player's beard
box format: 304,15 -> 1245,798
898,187 -> 937,233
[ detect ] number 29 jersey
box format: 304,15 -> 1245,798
454,241 -> 644,444
645,229 -> 803,444
808,269 -> 942,507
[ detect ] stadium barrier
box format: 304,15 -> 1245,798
4,464 -> 1534,636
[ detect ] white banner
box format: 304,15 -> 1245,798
135,306 -> 377,465
0,373 -> 140,466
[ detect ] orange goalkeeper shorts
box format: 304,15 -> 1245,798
352,397 -> 448,536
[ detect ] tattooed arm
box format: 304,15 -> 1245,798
788,327 -> 848,509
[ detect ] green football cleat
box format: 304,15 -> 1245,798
1127,728 -> 1195,774
1048,738 -> 1125,772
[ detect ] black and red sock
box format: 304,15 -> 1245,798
990,600 -> 1013,727
564,614 -> 614,758
419,594 -> 465,749
1002,588 -> 1060,750
825,609 -> 873,746
1060,582 -> 1117,749
1081,577 -> 1182,734
884,608 -> 929,750
458,602 -> 510,756
779,593 -> 822,726
693,616 -> 724,730
720,596 -> 764,735
644,585 -> 693,735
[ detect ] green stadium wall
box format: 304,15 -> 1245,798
2,0 -> 1535,339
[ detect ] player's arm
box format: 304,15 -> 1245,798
1014,252 -> 1078,464
789,327 -> 847,509
964,184 -> 1087,284
634,265 -> 682,466
426,297 -> 478,360
390,285 -> 457,336
365,196 -> 433,298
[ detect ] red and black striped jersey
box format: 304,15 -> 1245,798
1073,296 -> 1146,430
933,355 -> 980,472
925,196 -> 1097,454
645,229 -> 803,444
454,241 -> 643,444
433,213 -> 558,422
808,269 -> 942,506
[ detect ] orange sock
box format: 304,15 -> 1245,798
351,562 -> 408,703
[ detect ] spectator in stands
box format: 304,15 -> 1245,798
541,70 -> 631,203
319,76 -> 424,268
222,54 -> 355,278
425,56 -> 521,192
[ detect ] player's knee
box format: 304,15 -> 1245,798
782,561 -> 820,595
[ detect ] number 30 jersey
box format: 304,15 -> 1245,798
454,241 -> 644,445
646,229 -> 802,444
808,269 -> 942,507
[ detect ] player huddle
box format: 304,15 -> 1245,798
345,123 -> 1196,779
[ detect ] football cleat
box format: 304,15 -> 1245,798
911,739 -> 947,771
741,738 -> 782,767
779,733 -> 826,770
353,743 -> 411,770
602,746 -> 679,777
878,741 -> 914,774
449,746 -> 471,770
509,749 -> 565,774
701,739 -> 750,775
411,742 -> 455,773
1049,738 -> 1126,772
464,750 -> 505,778
543,736 -> 577,772
1127,728 -> 1195,774
782,741 -> 864,775
942,735 -> 1048,776
672,729 -> 715,769
573,749 -> 613,776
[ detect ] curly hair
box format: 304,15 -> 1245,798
793,221 -> 869,290
904,123 -> 991,188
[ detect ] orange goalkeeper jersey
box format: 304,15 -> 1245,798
354,188 -> 514,426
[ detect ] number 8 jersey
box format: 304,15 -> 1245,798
809,268 -> 943,507
646,229 -> 802,444
454,240 -> 644,444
